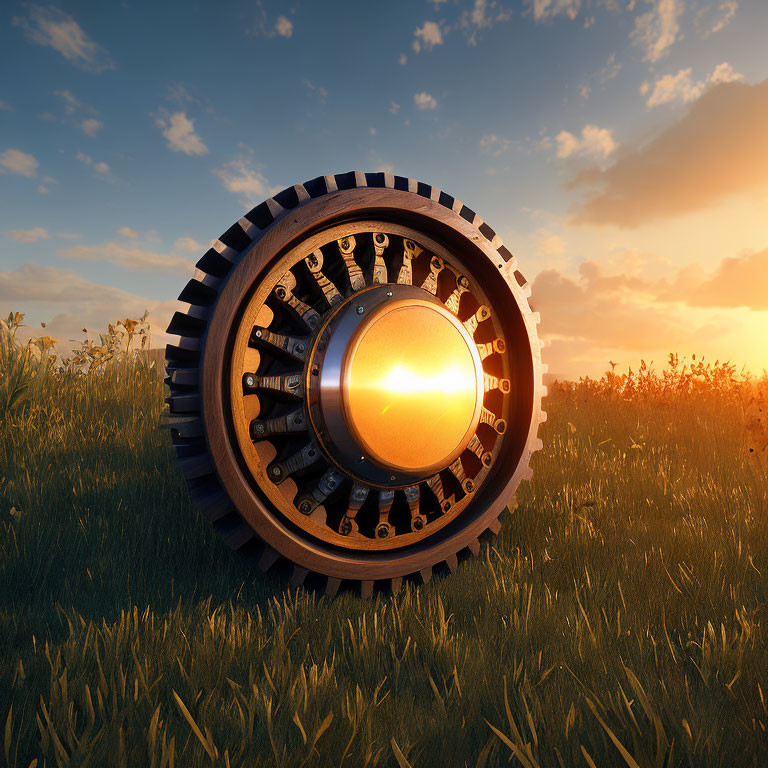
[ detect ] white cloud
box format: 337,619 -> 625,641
13,5 -> 114,72
275,15 -> 293,37
5,227 -> 49,243
0,148 -> 39,177
644,61 -> 742,108
303,80 -> 328,103
414,92 -> 438,110
81,118 -> 102,137
118,226 -> 138,239
399,53 -> 407,66
60,242 -> 194,274
155,111 -> 208,156
630,0 -> 683,63
530,0 -> 582,22
555,125 -> 616,159
479,133 -> 513,155
212,154 -> 272,207
76,151 -> 110,175
695,0 -> 738,37
413,21 -> 444,52
174,236 -> 204,252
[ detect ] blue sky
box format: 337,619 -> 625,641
2,0 -> 767,376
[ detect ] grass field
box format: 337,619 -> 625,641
1,315 -> 767,767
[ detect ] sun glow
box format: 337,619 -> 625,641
380,363 -> 478,395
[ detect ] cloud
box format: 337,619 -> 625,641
567,79 -> 768,227
76,151 -> 110,175
155,111 -> 208,156
695,0 -> 738,37
117,226 -> 138,239
13,4 -> 114,72
643,62 -> 742,107
5,227 -> 49,243
479,133 -> 513,155
630,0 -> 683,63
0,263 -> 178,349
275,14 -> 293,37
414,92 -> 438,110
0,148 -> 39,177
399,53 -> 407,66
682,248 -> 768,310
0,100 -> 12,112
80,118 -> 102,137
413,21 -> 444,52
60,241 -> 195,274
174,236 -> 204,253
303,80 -> 328,103
555,125 -> 616,159
389,101 -> 400,114
530,0 -> 582,22
212,153 -> 272,207
54,88 -> 80,114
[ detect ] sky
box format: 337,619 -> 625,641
1,0 -> 766,378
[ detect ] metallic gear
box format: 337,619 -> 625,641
165,171 -> 546,596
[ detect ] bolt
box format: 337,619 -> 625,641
293,415 -> 303,425
308,449 -> 316,457
458,275 -> 469,288
341,238 -> 350,249
483,453 -> 493,467
390,475 -> 396,482
386,290 -> 393,297
275,286 -> 286,299
308,315 -> 318,327
299,501 -> 312,515
356,305 -> 364,315
497,339 -> 506,353
245,375 -> 255,388
270,465 -> 282,478
254,422 -> 265,434
328,479 -> 336,489
340,519 -> 352,536
496,420 -> 506,433
376,524 -> 389,539
295,343 -> 305,353
311,367 -> 319,376
405,240 -> 414,249
307,256 -> 318,268
413,517 -> 424,531
465,480 -> 475,493
255,329 -> 263,338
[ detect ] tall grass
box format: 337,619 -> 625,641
0,316 -> 766,767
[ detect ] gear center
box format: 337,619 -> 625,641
342,301 -> 483,473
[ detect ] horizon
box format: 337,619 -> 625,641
1,0 -> 767,378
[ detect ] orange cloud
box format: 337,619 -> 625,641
682,248 -> 768,310
566,79 -> 768,227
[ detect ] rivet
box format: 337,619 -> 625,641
245,375 -> 255,388
271,466 -> 282,477
386,290 -> 393,297
299,501 -> 312,514
356,305 -> 364,315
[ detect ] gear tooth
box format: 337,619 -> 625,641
212,239 -> 237,262
407,177 -> 418,193
177,454 -> 214,481
541,363 -> 549,374
541,385 -> 549,397
445,554 -> 458,573
325,577 -> 341,597
539,410 -> 548,423
472,213 -> 483,228
238,216 -> 258,239
487,517 -> 502,535
354,170 -> 367,187
383,172 -> 396,188
323,174 -> 338,193
224,522 -> 255,550
531,312 -> 541,325
390,577 -> 403,595
430,186 -> 441,201
360,580 -> 374,598
467,539 -> 481,556
533,437 -> 544,452
258,546 -> 280,573
188,486 -> 232,522
521,465 -> 534,481
451,198 -> 463,214
491,234 -> 503,249
168,394 -> 200,414
265,197 -> 285,219
290,565 -> 309,587
169,368 -> 199,387
522,283 -> 532,298
419,566 -> 432,584
294,183 -> 310,202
